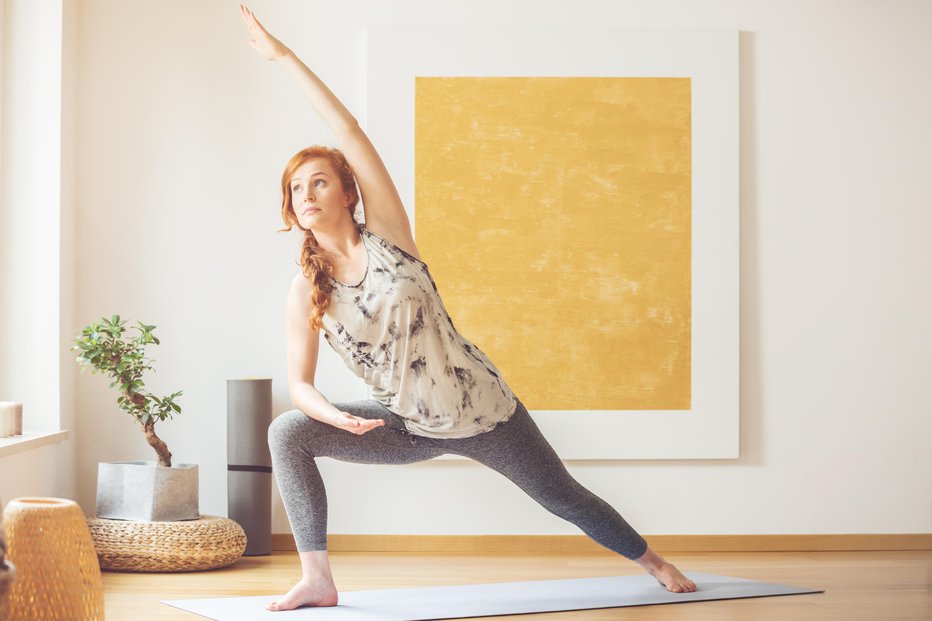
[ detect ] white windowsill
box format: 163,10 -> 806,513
0,430 -> 70,458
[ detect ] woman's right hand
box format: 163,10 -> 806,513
331,413 -> 386,435
240,4 -> 291,61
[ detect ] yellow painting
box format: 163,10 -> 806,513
414,77 -> 691,411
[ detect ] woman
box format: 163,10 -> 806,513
239,4 -> 697,612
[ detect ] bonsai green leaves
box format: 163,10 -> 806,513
71,315 -> 182,468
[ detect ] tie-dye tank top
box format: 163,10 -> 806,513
318,220 -> 518,439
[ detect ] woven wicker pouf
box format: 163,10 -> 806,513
3,498 -> 104,621
0,510 -> 14,621
86,515 -> 247,572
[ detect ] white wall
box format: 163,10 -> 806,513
61,0 -> 932,539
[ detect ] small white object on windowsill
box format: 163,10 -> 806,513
12,403 -> 22,436
0,403 -> 10,438
0,402 -> 22,438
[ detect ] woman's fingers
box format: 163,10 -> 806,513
335,415 -> 385,434
243,5 -> 265,31
352,418 -> 385,434
240,6 -> 256,34
240,4 -> 261,33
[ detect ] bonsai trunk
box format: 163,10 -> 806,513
143,420 -> 173,467
127,389 -> 173,468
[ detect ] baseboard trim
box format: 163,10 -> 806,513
271,533 -> 932,554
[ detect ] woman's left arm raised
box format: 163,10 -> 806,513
240,4 -> 417,253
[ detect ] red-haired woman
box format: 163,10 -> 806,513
239,4 -> 696,611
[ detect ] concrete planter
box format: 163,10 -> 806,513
96,461 -> 199,521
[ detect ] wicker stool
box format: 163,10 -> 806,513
0,511 -> 14,621
3,498 -> 104,621
86,515 -> 247,572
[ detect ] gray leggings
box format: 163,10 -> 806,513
267,397 -> 649,560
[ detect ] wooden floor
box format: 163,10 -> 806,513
102,550 -> 932,620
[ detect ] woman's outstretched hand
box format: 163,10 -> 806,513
240,3 -> 290,61
332,413 -> 386,435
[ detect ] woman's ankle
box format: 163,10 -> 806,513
633,546 -> 666,572
298,549 -> 335,580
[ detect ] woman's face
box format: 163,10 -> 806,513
290,158 -> 349,230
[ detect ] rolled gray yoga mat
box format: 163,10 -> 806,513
226,378 -> 273,556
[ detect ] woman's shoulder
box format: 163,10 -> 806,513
290,270 -> 312,294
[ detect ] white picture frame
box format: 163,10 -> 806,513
365,27 -> 739,460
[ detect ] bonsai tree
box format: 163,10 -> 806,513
71,315 -> 183,467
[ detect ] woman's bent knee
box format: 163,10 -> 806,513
267,409 -> 311,454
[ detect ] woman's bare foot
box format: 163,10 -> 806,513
634,546 -> 697,593
266,576 -> 339,611
649,561 -> 697,593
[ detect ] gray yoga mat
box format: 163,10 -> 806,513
162,572 -> 824,620
227,378 -> 273,556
